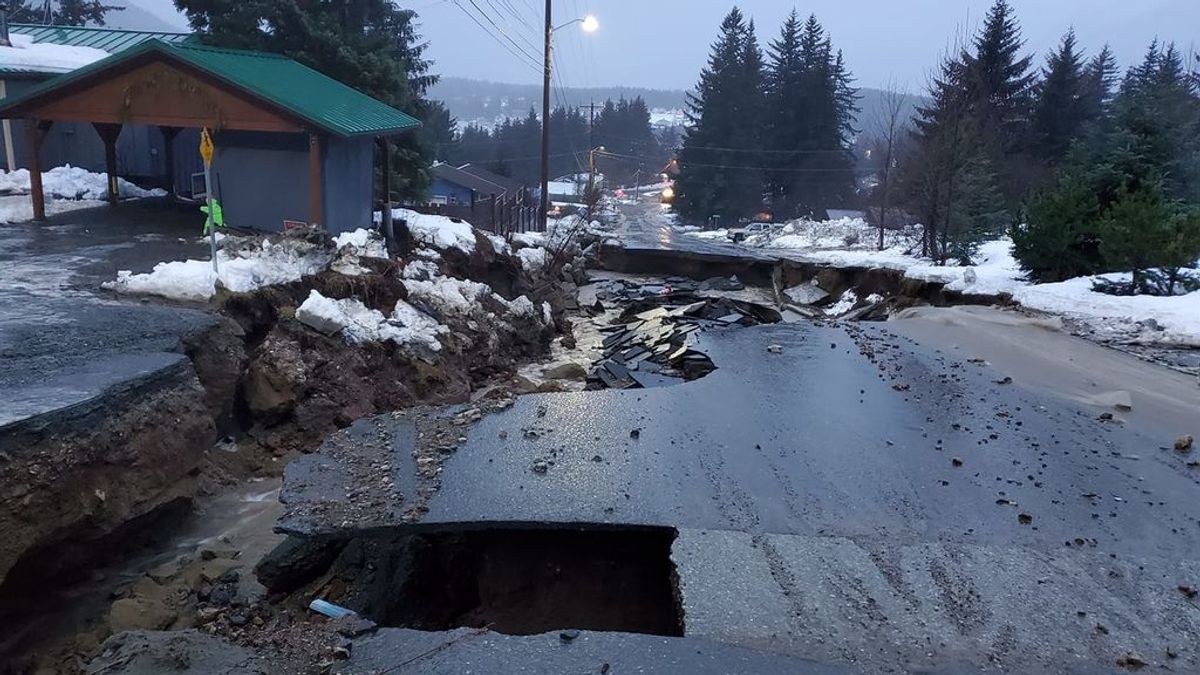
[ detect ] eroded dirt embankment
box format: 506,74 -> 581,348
596,243 -> 1014,310
0,360 -> 214,592
0,226 -> 585,674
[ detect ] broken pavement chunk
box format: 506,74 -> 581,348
1175,436 -> 1194,453
783,283 -> 830,306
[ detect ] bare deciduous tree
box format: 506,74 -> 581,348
871,82 -> 910,250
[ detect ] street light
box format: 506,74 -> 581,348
540,5 -> 599,232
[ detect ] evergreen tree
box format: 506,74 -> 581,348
1030,30 -> 1089,164
592,97 -> 661,184
960,0 -> 1036,199
175,0 -> 439,199
963,0 -> 1036,142
1115,41 -> 1200,201
674,8 -> 763,224
10,0 -> 122,25
730,19 -> 767,217
764,12 -> 858,219
1080,45 -> 1119,124
1097,183 -> 1199,294
1015,40 -> 1200,289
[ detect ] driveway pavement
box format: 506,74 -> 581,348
0,201 -> 216,427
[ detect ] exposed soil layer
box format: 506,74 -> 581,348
272,527 -> 684,638
595,243 -> 1012,309
0,360 -> 214,591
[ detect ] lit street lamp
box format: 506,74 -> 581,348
540,5 -> 599,231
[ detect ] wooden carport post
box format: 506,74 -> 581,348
27,119 -> 51,221
379,136 -> 394,253
308,132 -> 322,229
92,123 -> 123,205
158,126 -> 180,199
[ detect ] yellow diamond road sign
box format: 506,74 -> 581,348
199,128 -> 214,166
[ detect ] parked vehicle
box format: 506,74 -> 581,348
727,222 -> 783,242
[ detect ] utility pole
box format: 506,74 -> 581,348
539,0 -> 552,232
587,99 -> 597,199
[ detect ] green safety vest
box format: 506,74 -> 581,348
201,200 -> 225,234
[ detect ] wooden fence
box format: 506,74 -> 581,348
407,194 -> 541,236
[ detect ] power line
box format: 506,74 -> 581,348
452,0 -> 542,73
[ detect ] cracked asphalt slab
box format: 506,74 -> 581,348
281,319 -> 1200,672
0,204 -> 214,427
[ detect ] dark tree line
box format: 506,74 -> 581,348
673,8 -> 858,225
880,0 -> 1200,291
440,97 -> 665,187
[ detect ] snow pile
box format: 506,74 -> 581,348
404,275 -> 499,318
401,258 -> 440,281
689,229 -> 729,240
332,228 -> 387,259
296,290 -> 445,352
0,34 -> 108,74
330,228 -> 389,276
746,221 -> 1200,346
485,233 -> 510,255
516,247 -> 550,271
826,290 -> 858,316
511,232 -> 547,248
0,195 -> 104,224
1014,279 -> 1200,347
904,240 -> 1026,295
105,237 -> 334,301
405,273 -> 552,328
745,217 -> 919,252
0,166 -> 167,200
375,208 -> 477,254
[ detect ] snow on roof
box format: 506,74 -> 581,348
0,34 -> 109,75
547,181 -> 579,196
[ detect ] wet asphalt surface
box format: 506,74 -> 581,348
280,203 -> 1200,672
0,201 -> 215,427
608,199 -> 775,259
282,319 -> 1200,672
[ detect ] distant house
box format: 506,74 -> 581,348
548,172 -> 603,202
826,209 -> 867,221
0,35 -> 420,232
430,162 -> 523,206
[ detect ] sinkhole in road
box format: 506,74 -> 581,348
348,526 -> 684,637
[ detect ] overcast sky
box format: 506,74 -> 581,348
135,0 -> 1196,93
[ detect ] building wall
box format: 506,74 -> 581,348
321,135 -> 373,234
430,177 -> 475,206
211,130 -> 373,234
211,130 -> 310,231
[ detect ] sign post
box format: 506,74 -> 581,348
199,127 -> 218,274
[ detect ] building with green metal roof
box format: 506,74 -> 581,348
9,23 -> 197,55
0,33 -> 420,233
0,21 -> 198,176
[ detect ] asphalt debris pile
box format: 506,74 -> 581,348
588,276 -> 781,389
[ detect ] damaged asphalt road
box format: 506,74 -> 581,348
0,210 -> 214,426
281,320 -> 1200,672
